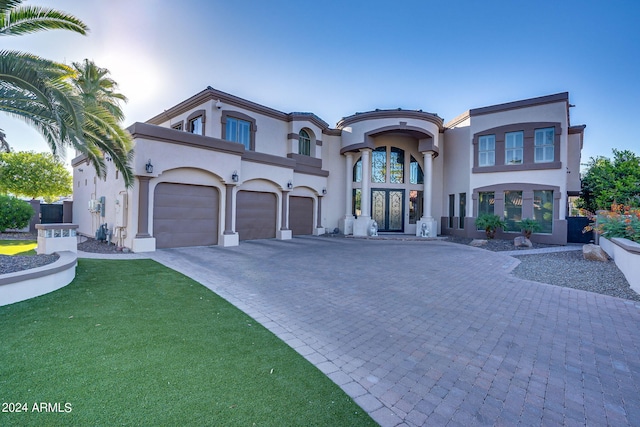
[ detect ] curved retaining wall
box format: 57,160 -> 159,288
600,237 -> 640,294
0,251 -> 77,307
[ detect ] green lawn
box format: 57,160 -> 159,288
0,239 -> 37,256
0,259 -> 376,426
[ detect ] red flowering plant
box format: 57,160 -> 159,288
584,202 -> 640,243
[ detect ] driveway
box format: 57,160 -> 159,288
148,237 -> 640,426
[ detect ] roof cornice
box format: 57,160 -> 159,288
336,109 -> 444,131
147,87 -> 331,130
470,92 -> 569,116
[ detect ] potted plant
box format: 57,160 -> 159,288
519,218 -> 541,239
475,214 -> 506,239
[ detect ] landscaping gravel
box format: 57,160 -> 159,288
445,236 -> 639,302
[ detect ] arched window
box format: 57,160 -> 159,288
186,109 -> 205,135
299,129 -> 311,156
390,147 -> 404,184
353,157 -> 362,182
410,155 -> 424,184
371,147 -> 386,183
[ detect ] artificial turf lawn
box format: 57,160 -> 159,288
0,240 -> 37,256
0,259 -> 376,426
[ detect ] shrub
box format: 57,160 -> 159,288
585,202 -> 640,243
0,195 -> 35,231
519,218 -> 542,238
475,214 -> 506,239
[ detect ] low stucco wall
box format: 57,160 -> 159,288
600,237 -> 640,294
0,251 -> 77,307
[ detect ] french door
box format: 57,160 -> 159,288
371,189 -> 404,232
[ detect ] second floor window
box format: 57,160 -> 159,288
505,131 -> 523,164
478,135 -> 495,166
226,117 -> 251,149
535,127 -> 555,163
188,116 -> 203,135
299,129 -> 311,156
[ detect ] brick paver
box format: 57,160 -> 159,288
148,237 -> 640,426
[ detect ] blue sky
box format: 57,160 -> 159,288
3,0 -> 639,166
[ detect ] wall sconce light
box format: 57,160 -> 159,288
78,168 -> 84,172
232,170 -> 239,182
145,159 -> 153,174
322,187 -> 327,195
287,180 -> 293,189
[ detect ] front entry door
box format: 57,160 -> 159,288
371,189 -> 404,232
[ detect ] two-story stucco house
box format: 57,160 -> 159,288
71,87 -> 585,251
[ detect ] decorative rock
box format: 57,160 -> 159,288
583,244 -> 609,262
469,239 -> 488,247
514,236 -> 533,248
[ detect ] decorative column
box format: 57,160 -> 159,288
353,148 -> 373,236
221,183 -> 239,247
132,175 -> 156,252
339,152 -> 355,235
135,176 -> 152,238
314,196 -> 325,235
416,151 -> 438,237
277,190 -> 292,240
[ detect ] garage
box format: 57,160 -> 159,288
289,196 -> 314,236
236,191 -> 277,241
153,183 -> 219,248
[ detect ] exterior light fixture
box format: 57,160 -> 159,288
145,159 -> 153,174
287,180 -> 293,189
232,170 -> 239,182
322,187 -> 327,195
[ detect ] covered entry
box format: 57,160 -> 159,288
153,183 -> 219,248
236,191 -> 277,240
289,196 -> 314,235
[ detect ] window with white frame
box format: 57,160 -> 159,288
298,129 -> 311,156
226,117 -> 251,150
534,127 -> 555,163
478,135 -> 495,166
505,131 -> 523,164
188,116 -> 203,135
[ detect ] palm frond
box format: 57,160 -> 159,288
0,5 -> 88,36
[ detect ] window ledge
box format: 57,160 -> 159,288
473,161 -> 561,173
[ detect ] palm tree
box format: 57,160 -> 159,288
71,59 -> 134,187
0,1 -> 135,187
0,129 -> 9,152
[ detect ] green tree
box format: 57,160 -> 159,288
0,194 -> 34,231
578,149 -> 640,212
0,1 -> 134,187
0,151 -> 72,201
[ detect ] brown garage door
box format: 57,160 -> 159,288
236,191 -> 277,241
153,183 -> 219,248
289,196 -> 313,236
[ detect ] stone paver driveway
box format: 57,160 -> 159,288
148,237 -> 640,426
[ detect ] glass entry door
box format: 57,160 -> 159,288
371,189 -> 404,232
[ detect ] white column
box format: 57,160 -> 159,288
360,149 -> 371,217
339,153 -> 355,235
353,148 -> 373,236
423,151 -> 433,219
345,153 -> 354,216
417,150 -> 437,237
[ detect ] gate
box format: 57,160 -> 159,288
567,216 -> 593,243
40,204 -> 64,224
